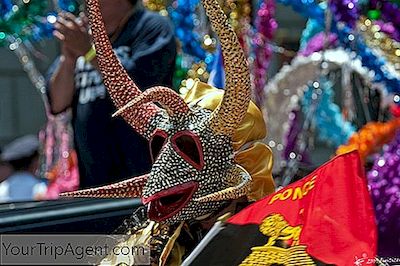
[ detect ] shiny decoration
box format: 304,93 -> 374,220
172,53 -> 188,91
179,61 -> 210,94
8,36 -> 79,196
208,44 -> 225,88
0,0 -> 48,46
169,0 -> 214,64
282,109 -> 312,165
168,0 -> 216,92
373,19 -> 400,42
263,49 -> 377,172
301,79 -> 356,147
359,17 -> 400,69
186,60 -> 210,81
252,0 -> 277,105
143,0 -> 168,14
278,0 -> 400,97
329,0 -> 359,28
0,0 -> 12,16
0,0 -> 79,46
370,0 -> 400,38
57,0 -> 79,13
278,0 -> 325,25
336,118 -> 400,163
40,112 -> 79,199
391,102 -> 400,116
8,36 -> 48,102
367,130 -> 400,256
367,9 -> 381,20
299,32 -> 338,56
299,4 -> 338,56
224,0 -> 252,34
283,78 -> 355,169
336,23 -> 400,96
299,18 -> 324,49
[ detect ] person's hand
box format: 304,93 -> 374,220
60,45 -> 78,66
54,12 -> 92,60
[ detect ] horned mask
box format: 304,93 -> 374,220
62,0 -> 274,224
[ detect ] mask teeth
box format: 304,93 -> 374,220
193,165 -> 252,202
113,86 -> 191,118
60,174 -> 148,198
86,0 -> 159,137
201,0 -> 251,136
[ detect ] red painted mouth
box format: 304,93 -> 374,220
142,181 -> 198,222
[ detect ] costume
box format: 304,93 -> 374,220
47,8 -> 176,188
62,0 -> 274,264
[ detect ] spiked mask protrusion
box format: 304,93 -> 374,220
113,86 -> 191,117
61,174 -> 148,198
85,0 -> 159,137
204,0 -> 251,136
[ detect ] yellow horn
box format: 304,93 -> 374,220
202,0 -> 251,136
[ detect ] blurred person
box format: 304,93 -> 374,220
47,0 -> 176,188
0,149 -> 13,183
0,149 -> 13,200
0,135 -> 47,202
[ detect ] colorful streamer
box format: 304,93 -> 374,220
252,0 -> 277,105
336,118 -> 400,163
0,0 -> 79,46
367,130 -> 400,256
329,0 -> 359,28
302,79 -> 356,147
277,0 -> 400,98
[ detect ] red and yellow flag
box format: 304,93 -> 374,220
185,151 -> 377,266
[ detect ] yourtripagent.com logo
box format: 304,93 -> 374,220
0,235 -> 150,265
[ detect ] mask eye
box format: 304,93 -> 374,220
171,131 -> 204,170
149,130 -> 168,162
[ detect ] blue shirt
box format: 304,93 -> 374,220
0,172 -> 47,202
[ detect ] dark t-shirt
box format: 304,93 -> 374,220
47,9 -> 176,188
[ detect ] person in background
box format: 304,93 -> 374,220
0,149 -> 13,201
0,135 -> 47,202
47,0 -> 177,188
0,149 -> 13,183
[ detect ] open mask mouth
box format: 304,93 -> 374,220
142,181 -> 199,222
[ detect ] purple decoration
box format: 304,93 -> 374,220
367,130 -> 400,257
299,32 -> 338,56
370,0 -> 400,40
330,0 -> 359,28
374,20 -> 400,42
283,109 -> 311,164
252,0 -> 277,105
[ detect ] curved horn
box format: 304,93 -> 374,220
60,174 -> 148,198
194,165 -> 251,202
113,86 -> 191,117
202,0 -> 251,136
86,0 -> 159,137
